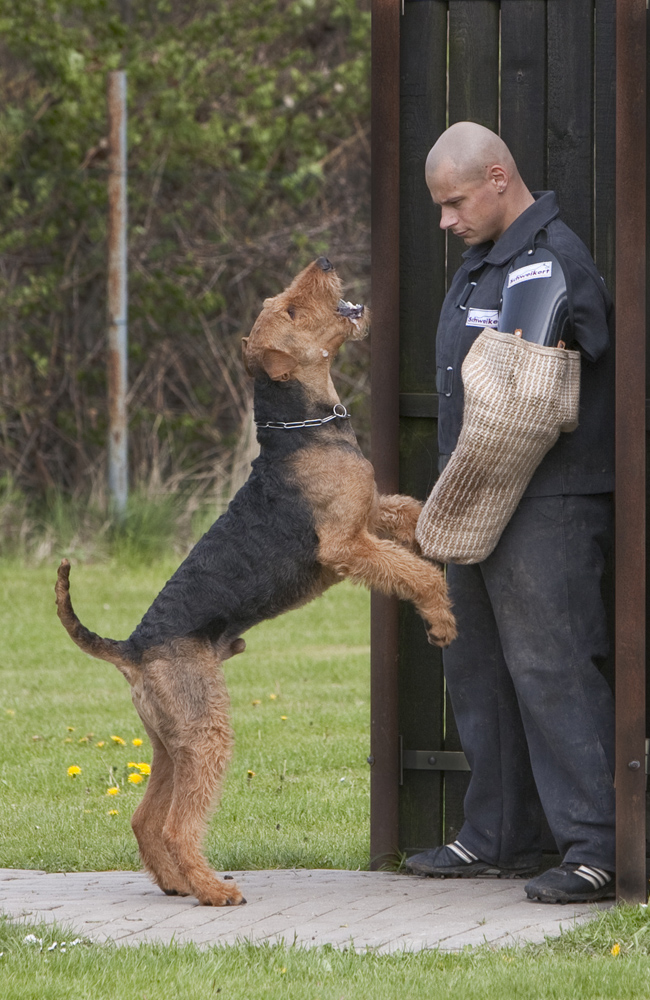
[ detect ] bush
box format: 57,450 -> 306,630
0,0 -> 371,500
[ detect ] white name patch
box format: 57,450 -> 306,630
507,261 -> 553,288
466,307 -> 499,329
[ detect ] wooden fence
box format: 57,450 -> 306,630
370,0 -> 647,900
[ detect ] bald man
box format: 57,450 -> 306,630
405,123 -> 616,904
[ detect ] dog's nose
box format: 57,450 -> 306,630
315,256 -> 334,271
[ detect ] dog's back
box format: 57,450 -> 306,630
127,455 -> 324,657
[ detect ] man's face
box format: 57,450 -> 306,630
427,162 -> 507,246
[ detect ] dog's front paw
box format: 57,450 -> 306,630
424,613 -> 458,648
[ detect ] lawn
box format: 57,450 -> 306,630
2,558 -> 650,999
4,908 -> 650,1000
0,560 -> 371,873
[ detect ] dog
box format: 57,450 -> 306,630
55,257 -> 457,907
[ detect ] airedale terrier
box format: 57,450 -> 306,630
55,257 -> 456,907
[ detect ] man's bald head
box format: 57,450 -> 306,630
425,122 -> 517,187
425,122 -> 533,245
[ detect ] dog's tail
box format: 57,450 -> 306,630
55,559 -> 137,683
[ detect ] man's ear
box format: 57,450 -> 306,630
261,348 -> 298,381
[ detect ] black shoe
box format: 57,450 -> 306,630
405,841 -> 539,879
525,863 -> 615,904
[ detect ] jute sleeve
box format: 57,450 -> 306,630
415,328 -> 581,564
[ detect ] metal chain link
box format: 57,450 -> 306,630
256,403 -> 350,430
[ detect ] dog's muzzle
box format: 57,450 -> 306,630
337,299 -> 364,321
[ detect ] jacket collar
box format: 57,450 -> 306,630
460,191 -> 560,273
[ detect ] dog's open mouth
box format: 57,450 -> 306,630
337,299 -> 365,331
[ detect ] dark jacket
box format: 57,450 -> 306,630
435,191 -> 614,496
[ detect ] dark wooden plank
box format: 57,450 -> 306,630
615,0 -> 648,903
547,0 -> 595,250
400,0 -> 448,394
370,0 -> 401,870
642,0 -> 650,868
500,0 -> 547,191
615,0 -> 647,903
594,0 -> 616,287
448,1 -> 500,130
593,0 -> 617,722
397,0 -> 449,854
447,0 -> 500,284
398,604 -> 445,852
442,0 -> 500,841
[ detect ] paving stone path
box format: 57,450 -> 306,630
0,868 -> 612,953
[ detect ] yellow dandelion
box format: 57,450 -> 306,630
251,699 -> 261,706
106,786 -> 119,796
137,763 -> 151,775
247,770 -> 255,778
67,765 -> 81,777
127,762 -> 139,769
66,726 -> 75,732
78,736 -> 89,743
132,738 -> 143,746
281,716 -> 288,721
64,737 -> 73,743
128,773 -> 143,784
611,942 -> 621,956
108,809 -> 119,816
111,735 -> 126,745
269,693 -> 278,700
96,741 -> 105,747
5,709 -> 15,716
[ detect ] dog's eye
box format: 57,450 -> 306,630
287,306 -> 295,320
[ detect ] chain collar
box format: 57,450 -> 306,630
256,402 -> 350,430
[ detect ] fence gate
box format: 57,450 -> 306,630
370,0 -> 647,902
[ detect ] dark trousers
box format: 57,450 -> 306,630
443,494 -> 615,871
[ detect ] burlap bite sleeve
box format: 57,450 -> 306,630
415,328 -> 581,564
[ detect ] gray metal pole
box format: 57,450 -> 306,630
107,70 -> 128,516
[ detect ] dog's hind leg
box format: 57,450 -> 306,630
130,730 -> 192,897
319,528 -> 457,647
162,732 -> 244,906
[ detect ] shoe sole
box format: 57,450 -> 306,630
526,886 -> 615,904
407,862 -> 539,880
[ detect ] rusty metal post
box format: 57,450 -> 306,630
107,70 -> 128,516
370,0 -> 401,869
615,0 -> 647,904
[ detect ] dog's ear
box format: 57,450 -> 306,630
241,337 -> 254,378
261,348 -> 298,381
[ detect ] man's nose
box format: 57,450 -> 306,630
440,207 -> 457,231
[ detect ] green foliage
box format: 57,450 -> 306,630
0,478 -> 219,562
0,0 -> 371,497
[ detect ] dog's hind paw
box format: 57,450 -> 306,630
196,879 -> 246,906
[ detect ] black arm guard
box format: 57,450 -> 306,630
499,245 -> 572,348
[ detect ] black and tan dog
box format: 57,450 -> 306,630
55,257 -> 456,907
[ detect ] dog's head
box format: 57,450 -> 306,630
242,257 -> 369,383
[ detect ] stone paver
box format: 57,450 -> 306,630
0,868 -> 611,954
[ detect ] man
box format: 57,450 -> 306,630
405,122 -> 616,903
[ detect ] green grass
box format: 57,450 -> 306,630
4,558 -> 650,998
4,908 -> 650,1000
0,561 -> 370,873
